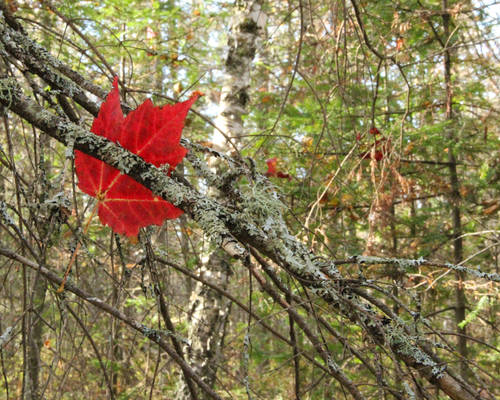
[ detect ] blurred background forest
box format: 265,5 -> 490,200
0,0 -> 498,399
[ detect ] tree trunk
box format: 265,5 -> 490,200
176,1 -> 266,398
25,279 -> 47,400
24,123 -> 51,400
212,0 -> 266,150
175,252 -> 232,400
442,0 -> 468,379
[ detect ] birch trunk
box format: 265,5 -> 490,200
176,1 -> 266,398
212,0 -> 266,150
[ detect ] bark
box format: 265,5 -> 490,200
212,0 -> 266,150
442,0 -> 468,379
24,279 -> 47,400
175,252 -> 232,400
177,2 -> 265,398
2,95 -> 48,400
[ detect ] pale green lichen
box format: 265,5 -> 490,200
239,184 -> 284,235
0,20 -> 80,98
185,152 -> 221,187
386,323 -> 446,379
145,156 -> 234,248
64,127 -> 76,159
150,173 -> 189,207
182,138 -> 239,169
0,31 -> 5,53
33,192 -> 71,218
354,255 -> 426,270
0,326 -> 13,347
0,76 -> 18,109
158,163 -> 171,175
99,142 -> 135,174
159,329 -> 189,345
193,198 -> 228,246
444,262 -> 500,282
352,255 -> 499,282
56,120 -> 88,148
403,382 -> 416,400
176,144 -> 342,278
0,201 -> 15,226
235,177 -> 341,285
326,355 -> 341,373
141,325 -> 160,341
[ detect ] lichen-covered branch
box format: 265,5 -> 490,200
0,76 -> 246,260
0,14 -> 101,116
0,75 -> 484,400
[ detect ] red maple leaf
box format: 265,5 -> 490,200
265,157 -> 278,176
265,157 -> 291,180
75,77 -> 200,237
360,137 -> 391,162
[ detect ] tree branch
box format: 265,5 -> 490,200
0,246 -> 223,400
0,76 -> 484,400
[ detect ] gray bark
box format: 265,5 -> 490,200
2,92 -> 49,400
175,252 -> 232,400
212,0 -> 266,150
25,278 -> 47,400
177,2 -> 265,398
